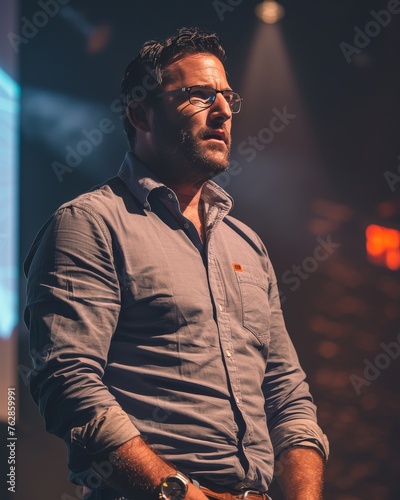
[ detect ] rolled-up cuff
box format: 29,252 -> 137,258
68,406 -> 140,455
270,418 -> 329,461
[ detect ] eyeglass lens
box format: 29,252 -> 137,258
189,87 -> 241,113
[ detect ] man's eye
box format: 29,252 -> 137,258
190,89 -> 213,101
224,93 -> 234,104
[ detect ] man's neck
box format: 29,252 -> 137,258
132,150 -> 208,240
169,183 -> 206,241
168,183 -> 202,211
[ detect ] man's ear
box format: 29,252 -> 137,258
126,101 -> 150,132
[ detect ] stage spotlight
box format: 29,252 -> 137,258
255,1 -> 285,24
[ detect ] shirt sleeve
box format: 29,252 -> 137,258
261,251 -> 329,461
270,419 -> 329,460
24,205 -> 140,457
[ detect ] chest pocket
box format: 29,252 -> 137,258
235,264 -> 271,349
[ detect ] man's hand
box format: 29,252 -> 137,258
95,435 -> 208,499
186,482 -> 210,500
275,447 -> 324,500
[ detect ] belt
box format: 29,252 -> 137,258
199,485 -> 269,500
82,482 -> 271,500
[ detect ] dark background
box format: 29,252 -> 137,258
9,0 -> 400,498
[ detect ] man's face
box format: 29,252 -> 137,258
148,53 -> 233,184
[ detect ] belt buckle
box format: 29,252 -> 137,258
243,490 -> 264,499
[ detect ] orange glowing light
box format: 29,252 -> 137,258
366,224 -> 400,270
255,1 -> 285,24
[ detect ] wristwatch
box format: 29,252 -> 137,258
158,471 -> 189,500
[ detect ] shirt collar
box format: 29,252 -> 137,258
117,151 -> 234,214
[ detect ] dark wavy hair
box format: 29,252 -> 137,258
120,27 -> 227,147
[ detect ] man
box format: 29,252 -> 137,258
24,27 -> 329,500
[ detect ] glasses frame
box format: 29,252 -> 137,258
160,85 -> 243,114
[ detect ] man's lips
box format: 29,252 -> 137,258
203,130 -> 228,144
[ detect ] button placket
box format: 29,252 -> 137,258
208,237 -> 243,412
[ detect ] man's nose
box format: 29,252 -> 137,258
208,93 -> 232,121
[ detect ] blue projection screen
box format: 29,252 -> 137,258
0,67 -> 19,340
0,0 -> 20,424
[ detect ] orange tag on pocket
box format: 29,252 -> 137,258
232,263 -> 243,272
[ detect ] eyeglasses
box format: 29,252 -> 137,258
161,85 -> 243,114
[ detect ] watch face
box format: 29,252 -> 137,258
161,476 -> 186,500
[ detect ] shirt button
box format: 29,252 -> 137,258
167,193 -> 174,199
183,223 -> 190,229
143,202 -> 149,208
218,303 -> 223,312
226,350 -> 232,357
